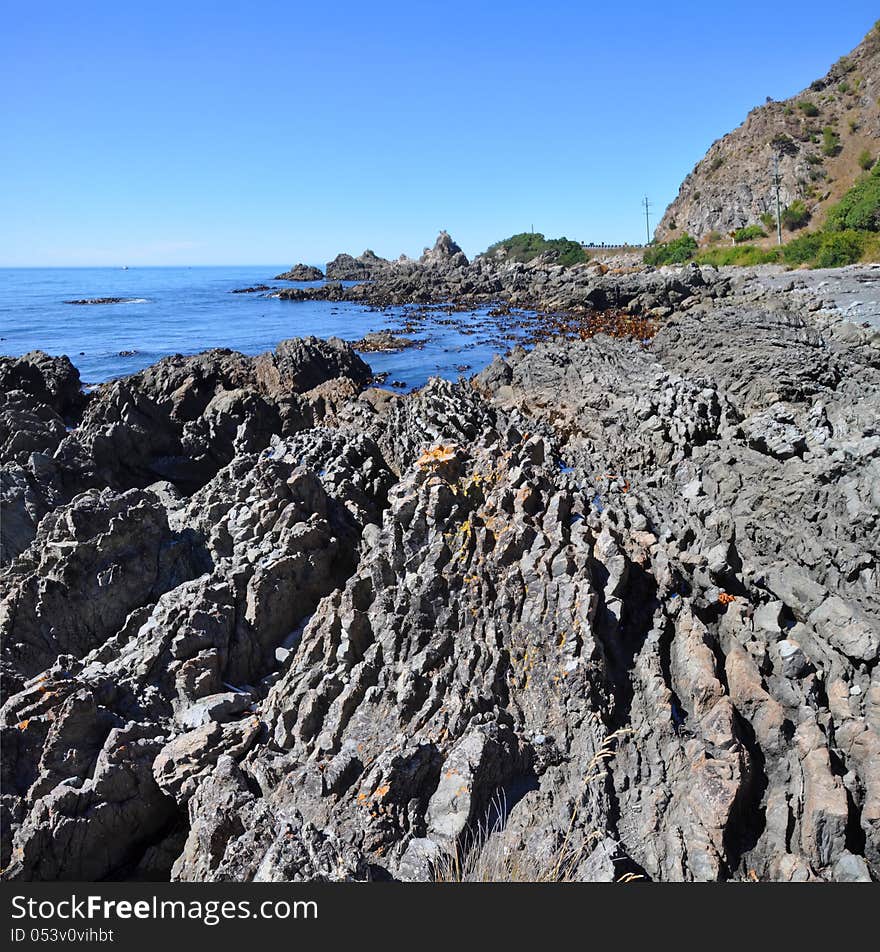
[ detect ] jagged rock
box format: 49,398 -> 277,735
0,351 -> 84,419
4,722 -> 175,881
325,250 -> 391,281
0,487 -> 206,693
810,597 -> 880,663
354,330 -> 422,353
419,230 -> 468,269
0,463 -> 54,565
777,639 -> 810,679
171,756 -> 369,882
37,337 -> 372,496
275,264 -> 324,281
254,336 -> 371,395
741,403 -> 807,459
1,391 -> 67,465
153,718 -> 260,802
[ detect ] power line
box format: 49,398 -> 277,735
772,153 -> 783,245
643,196 -> 652,243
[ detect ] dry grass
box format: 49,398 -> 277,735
433,728 -> 633,882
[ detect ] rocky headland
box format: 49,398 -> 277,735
2,246 -> 879,883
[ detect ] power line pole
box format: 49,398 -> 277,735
643,196 -> 652,244
773,152 -> 783,245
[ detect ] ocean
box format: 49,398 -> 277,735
0,266 -> 531,390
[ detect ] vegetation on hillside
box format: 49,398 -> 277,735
693,231 -> 880,268
645,161 -> 880,270
643,234 -> 697,266
824,160 -> 880,231
822,126 -> 842,157
782,200 -> 811,230
483,232 -> 589,267
733,224 -> 765,243
695,244 -> 781,267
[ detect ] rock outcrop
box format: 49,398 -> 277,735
278,233 -> 729,313
275,264 -> 324,281
419,230 -> 468,269
326,250 -> 391,281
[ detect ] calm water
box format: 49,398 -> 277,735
0,266 -> 529,389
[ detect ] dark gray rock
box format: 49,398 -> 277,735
275,264 -> 324,281
325,250 -> 390,281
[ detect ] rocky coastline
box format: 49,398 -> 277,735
271,232 -> 729,322
2,242 -> 879,883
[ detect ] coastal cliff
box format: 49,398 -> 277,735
656,24 -> 880,241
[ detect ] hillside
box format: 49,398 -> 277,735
656,23 -> 880,242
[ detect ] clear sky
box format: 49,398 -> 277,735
2,1 -> 878,266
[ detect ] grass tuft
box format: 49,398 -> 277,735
432,729 -> 632,882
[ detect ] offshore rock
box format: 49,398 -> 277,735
275,264 -> 324,281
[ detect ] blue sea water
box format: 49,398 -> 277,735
0,266 -> 531,390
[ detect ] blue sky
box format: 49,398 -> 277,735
2,1 -> 878,266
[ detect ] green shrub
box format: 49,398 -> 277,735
782,200 -> 811,231
760,212 -> 776,230
858,149 -> 874,171
822,126 -> 841,156
798,101 -> 819,117
643,234 -> 698,266
781,231 -> 866,268
733,224 -> 766,243
483,232 -> 588,267
696,245 -> 780,267
860,232 -> 880,261
782,233 -> 823,265
825,162 -> 880,231
814,230 -> 865,267
771,133 -> 799,156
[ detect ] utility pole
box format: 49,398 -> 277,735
643,196 -> 652,244
773,152 -> 783,245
